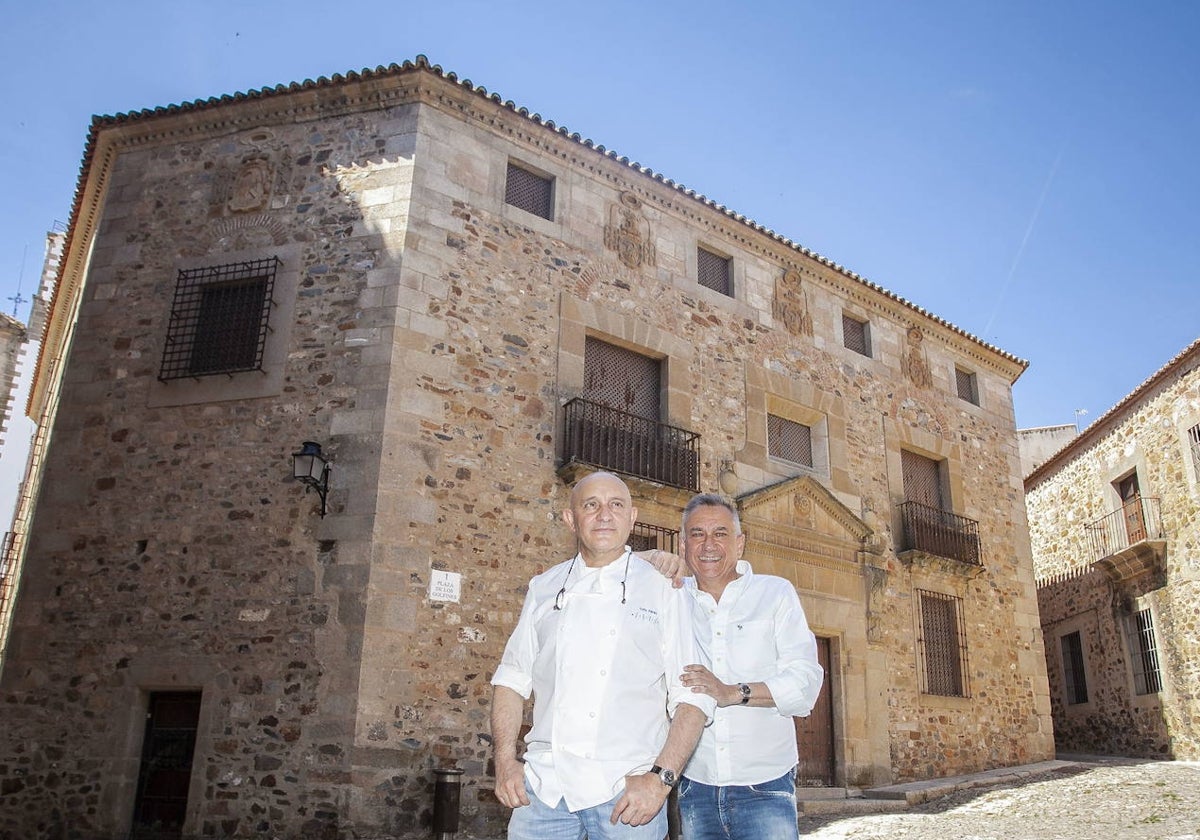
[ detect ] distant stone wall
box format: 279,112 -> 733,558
1028,342 -> 1200,761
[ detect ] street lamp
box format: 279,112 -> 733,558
292,441 -> 331,517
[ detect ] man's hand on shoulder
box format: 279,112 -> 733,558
493,755 -> 530,809
610,771 -> 671,826
637,548 -> 686,588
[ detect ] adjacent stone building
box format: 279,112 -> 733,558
1029,337 -> 1200,759
0,57 -> 1052,839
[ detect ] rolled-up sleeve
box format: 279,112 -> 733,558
491,585 -> 538,699
663,584 -> 716,723
762,583 -> 824,718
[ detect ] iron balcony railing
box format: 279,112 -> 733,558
562,398 -> 700,491
1085,496 -> 1163,562
897,500 -> 982,566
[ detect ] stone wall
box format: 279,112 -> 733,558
0,61 -> 1052,839
1028,341 -> 1200,761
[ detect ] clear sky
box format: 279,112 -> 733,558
1,0 -> 1198,436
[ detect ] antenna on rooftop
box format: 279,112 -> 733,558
1073,408 -> 1088,432
7,244 -> 29,317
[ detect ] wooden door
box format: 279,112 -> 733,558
795,636 -> 834,786
1118,473 -> 1146,544
131,692 -> 201,839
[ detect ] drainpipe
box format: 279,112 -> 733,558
432,767 -> 465,839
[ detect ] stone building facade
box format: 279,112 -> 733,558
1029,338 -> 1200,760
0,58 -> 1052,839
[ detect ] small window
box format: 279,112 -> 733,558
159,257 -> 279,381
768,414 -> 813,467
505,162 -> 554,220
955,368 -> 979,405
697,247 -> 732,297
842,313 -> 870,357
916,589 -> 969,698
1060,631 -> 1089,704
1128,607 -> 1163,696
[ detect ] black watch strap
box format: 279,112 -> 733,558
649,764 -> 679,788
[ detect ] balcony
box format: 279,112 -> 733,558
561,398 -> 700,491
1085,497 -> 1167,583
896,500 -> 982,567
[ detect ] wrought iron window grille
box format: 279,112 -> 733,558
159,257 -> 280,382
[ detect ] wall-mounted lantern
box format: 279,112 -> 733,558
292,441 -> 331,517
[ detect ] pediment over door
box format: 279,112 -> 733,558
736,475 -> 880,577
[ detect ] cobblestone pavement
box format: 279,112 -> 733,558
798,757 -> 1200,840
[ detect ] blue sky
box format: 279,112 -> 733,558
2,0 -> 1198,432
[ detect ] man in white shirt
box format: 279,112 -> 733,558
676,493 -> 824,840
490,471 -> 713,839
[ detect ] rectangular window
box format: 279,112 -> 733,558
902,449 -> 944,510
1060,631 -> 1089,704
842,313 -> 870,356
955,368 -> 979,405
916,589 -> 969,697
159,258 -> 279,381
1128,608 -> 1163,695
697,247 -> 732,297
583,336 -> 661,420
768,414 -> 813,467
504,161 -> 554,220
630,522 -> 679,555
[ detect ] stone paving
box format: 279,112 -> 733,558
797,756 -> 1200,840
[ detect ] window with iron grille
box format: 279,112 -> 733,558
955,367 -> 979,405
768,414 -> 813,467
1060,631 -> 1089,704
842,313 -> 870,356
583,337 -> 661,420
159,258 -> 279,381
629,522 -> 679,555
902,450 -> 944,509
1188,423 -> 1200,478
505,161 -> 554,220
1128,607 -> 1163,695
697,247 -> 732,297
916,589 -> 969,697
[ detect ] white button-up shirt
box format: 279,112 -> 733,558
683,560 -> 824,786
493,549 -> 714,811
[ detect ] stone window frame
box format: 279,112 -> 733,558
1051,613 -> 1097,715
739,366 -> 851,498
840,311 -> 872,359
1123,602 -> 1165,702
696,244 -> 733,298
555,292 -> 695,455
884,422 -> 969,520
498,156 -> 563,235
884,420 -> 975,571
149,244 -> 300,408
686,240 -> 742,304
954,365 -> 980,407
913,587 -> 971,700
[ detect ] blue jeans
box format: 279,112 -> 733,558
678,770 -> 798,840
507,779 -> 668,840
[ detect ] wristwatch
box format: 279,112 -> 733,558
649,764 -> 679,788
738,683 -> 752,705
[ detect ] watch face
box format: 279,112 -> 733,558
659,768 -> 677,787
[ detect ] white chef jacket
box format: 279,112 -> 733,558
492,548 -> 714,811
683,560 -> 824,786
